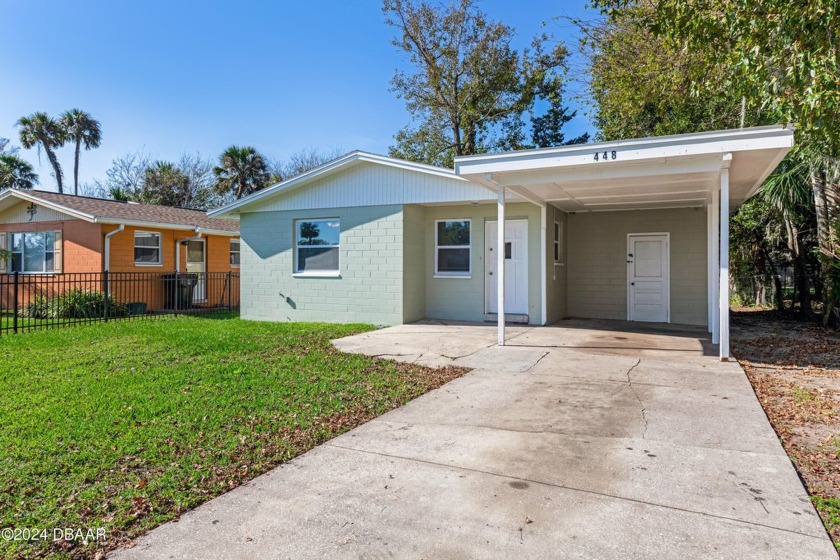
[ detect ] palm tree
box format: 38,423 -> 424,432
61,109 -> 102,196
212,146 -> 269,199
0,154 -> 38,189
17,113 -> 67,193
17,112 -> 67,193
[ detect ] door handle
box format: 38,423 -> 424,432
631,282 -> 635,286
489,271 -> 493,276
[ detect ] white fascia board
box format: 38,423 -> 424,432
0,189 -> 96,222
208,150 -> 465,218
495,155 -> 723,188
740,145 -> 793,203
455,126 -> 794,177
194,227 -> 239,237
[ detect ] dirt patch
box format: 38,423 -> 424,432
731,309 -> 840,552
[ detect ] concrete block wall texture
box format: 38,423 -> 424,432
566,207 -> 708,326
239,205 -> 405,325
423,202 -> 543,324
402,205 -> 426,323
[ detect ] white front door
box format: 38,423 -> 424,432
627,233 -> 670,322
485,220 -> 528,315
186,239 -> 206,303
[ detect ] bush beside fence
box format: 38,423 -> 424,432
0,271 -> 239,334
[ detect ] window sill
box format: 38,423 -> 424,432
433,274 -> 472,279
135,263 -> 164,267
292,272 -> 341,278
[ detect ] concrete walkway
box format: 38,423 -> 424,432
111,320 -> 836,559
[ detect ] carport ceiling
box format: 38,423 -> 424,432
454,126 -> 794,212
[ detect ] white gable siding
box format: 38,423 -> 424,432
0,200 -> 77,223
249,162 -> 495,213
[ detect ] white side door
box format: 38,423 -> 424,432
186,239 -> 206,303
627,233 -> 670,323
485,220 -> 528,315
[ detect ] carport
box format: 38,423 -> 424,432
454,125 -> 794,360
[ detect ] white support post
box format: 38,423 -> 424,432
711,189 -> 720,344
540,205 -> 547,325
707,197 -> 713,332
497,184 -> 506,346
719,154 -> 732,360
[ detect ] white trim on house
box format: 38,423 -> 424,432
134,230 -> 163,267
0,190 -> 95,221
294,217 -> 341,275
210,152 -> 479,218
434,219 -> 472,278
455,125 -> 794,214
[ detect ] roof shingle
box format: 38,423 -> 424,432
24,191 -> 238,232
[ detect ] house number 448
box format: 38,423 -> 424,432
594,150 -> 617,162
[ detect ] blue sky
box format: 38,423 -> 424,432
0,1 -> 597,192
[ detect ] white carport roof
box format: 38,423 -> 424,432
454,125 -> 794,212
454,125 -> 794,362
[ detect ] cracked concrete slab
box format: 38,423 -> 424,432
110,319 -> 836,559
452,346 -> 548,372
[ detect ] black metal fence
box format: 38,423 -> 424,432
0,271 -> 240,335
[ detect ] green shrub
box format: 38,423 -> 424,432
24,289 -> 128,319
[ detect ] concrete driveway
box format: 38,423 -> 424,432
111,319 -> 836,559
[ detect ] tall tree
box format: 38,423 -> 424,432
139,161 -> 191,207
212,146 -> 269,199
384,0 -> 570,166
592,0 -> 840,324
60,109 -> 102,196
531,100 -> 589,148
576,4 -> 754,142
269,147 -> 344,182
0,154 -> 38,190
88,150 -> 152,201
17,112 -> 67,193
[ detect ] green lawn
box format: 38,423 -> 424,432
0,314 -> 464,559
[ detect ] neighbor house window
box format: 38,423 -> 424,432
134,231 -> 162,265
435,220 -> 471,276
230,238 -> 241,268
554,221 -> 563,265
295,219 -> 340,273
9,232 -> 55,273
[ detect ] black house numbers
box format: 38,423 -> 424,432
593,150 -> 618,162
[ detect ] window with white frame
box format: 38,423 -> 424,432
9,232 -> 56,273
554,221 -> 564,264
230,238 -> 241,268
134,231 -> 162,265
295,219 -> 340,273
435,220 -> 471,276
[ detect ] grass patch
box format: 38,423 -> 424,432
812,496 -> 840,549
0,314 -> 465,559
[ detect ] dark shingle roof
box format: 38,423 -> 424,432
25,191 -> 238,233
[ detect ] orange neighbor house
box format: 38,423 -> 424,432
0,189 -> 240,312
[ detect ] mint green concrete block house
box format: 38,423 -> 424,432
210,126 -> 794,359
